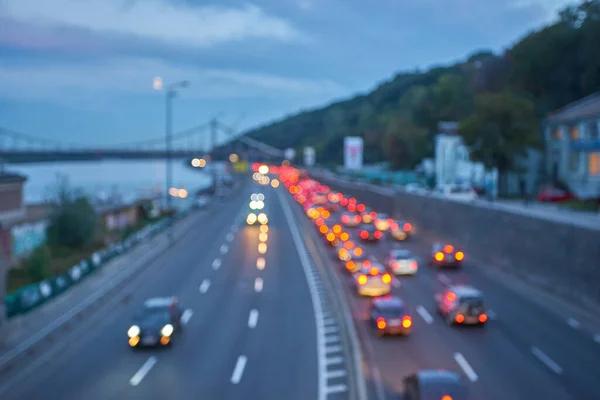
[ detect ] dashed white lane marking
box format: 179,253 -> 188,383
129,356 -> 157,386
324,326 -> 339,335
199,279 -> 211,293
326,370 -> 348,379
226,233 -> 234,242
416,305 -> 433,324
325,335 -> 340,344
325,345 -> 343,354
325,356 -> 344,366
256,257 -> 266,270
212,258 -> 221,270
594,334 -> 600,344
392,278 -> 401,288
326,385 -> 348,395
438,273 -> 452,285
220,244 -> 228,254
487,309 -> 497,320
453,353 -> 478,382
232,225 -> 239,233
180,309 -> 193,325
230,355 -> 247,384
567,318 -> 580,329
248,309 -> 259,328
254,277 -> 263,292
531,347 -> 563,374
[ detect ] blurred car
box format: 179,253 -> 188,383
361,209 -> 377,224
221,175 -> 234,186
537,184 -> 575,203
390,220 -> 413,241
359,224 -> 383,242
127,297 -> 183,348
341,212 -> 362,227
344,252 -> 371,274
370,295 -> 412,336
402,370 -> 468,400
374,213 -> 393,231
323,201 -> 340,213
434,184 -> 477,202
334,243 -> 352,262
353,264 -> 392,297
386,249 -> 419,276
435,285 -> 488,326
247,211 -> 268,225
430,243 -> 464,268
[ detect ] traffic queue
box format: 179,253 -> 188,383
275,165 -> 481,400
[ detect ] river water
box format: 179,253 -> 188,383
7,160 -> 212,204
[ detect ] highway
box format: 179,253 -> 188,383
292,182 -> 600,400
0,182 -> 332,400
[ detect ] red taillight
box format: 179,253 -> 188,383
348,204 -> 356,212
370,268 -> 379,276
354,215 -> 361,223
456,314 -> 465,323
374,230 -> 382,239
479,314 -> 488,323
349,197 -> 356,204
409,261 -> 418,269
341,215 -> 350,223
402,316 -> 412,328
403,223 -> 412,232
370,211 -> 377,219
360,231 -> 368,239
340,198 -> 348,207
382,273 -> 391,283
455,251 -> 464,261
391,222 -> 399,231
357,204 -> 366,213
376,317 -> 386,329
363,260 -> 371,267
434,252 -> 444,261
444,245 -> 454,253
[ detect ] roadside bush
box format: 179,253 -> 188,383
26,245 -> 52,283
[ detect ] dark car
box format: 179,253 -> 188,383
127,297 -> 183,348
359,224 -> 383,242
340,211 -> 362,227
435,285 -> 488,326
344,251 -> 372,274
370,295 -> 412,336
430,242 -> 464,268
403,370 -> 468,400
390,220 -> 413,241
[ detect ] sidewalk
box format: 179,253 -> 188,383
0,208 -> 204,361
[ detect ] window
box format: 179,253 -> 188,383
570,125 -> 580,140
590,153 -> 600,175
587,120 -> 599,140
552,127 -> 562,140
569,152 -> 580,172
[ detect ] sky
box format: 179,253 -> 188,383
0,0 -> 577,149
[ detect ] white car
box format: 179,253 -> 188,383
435,184 -> 477,202
386,249 -> 419,275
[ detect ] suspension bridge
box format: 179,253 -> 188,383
0,120 -> 284,164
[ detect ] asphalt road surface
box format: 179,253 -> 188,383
0,183 -> 323,400
310,200 -> 600,400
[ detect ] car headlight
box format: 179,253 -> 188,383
257,213 -> 268,224
128,325 -> 140,338
161,324 -> 174,337
247,213 -> 257,224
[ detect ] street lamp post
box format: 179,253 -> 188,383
154,77 -> 189,242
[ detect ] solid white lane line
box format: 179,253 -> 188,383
230,355 -> 247,384
256,257 -> 266,270
254,277 -> 263,292
226,233 -> 234,242
199,279 -> 211,293
567,318 -> 581,329
416,306 -> 433,324
180,309 -> 193,325
248,309 -> 259,328
453,353 -> 478,382
129,356 -> 157,386
531,347 -> 563,374
594,334 -> 600,344
212,258 -> 221,270
220,244 -> 228,254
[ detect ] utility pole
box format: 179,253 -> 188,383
165,90 -> 173,242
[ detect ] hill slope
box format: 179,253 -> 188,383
246,0 -> 600,169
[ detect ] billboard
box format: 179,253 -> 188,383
284,148 -> 296,161
303,147 -> 315,166
344,137 -> 363,170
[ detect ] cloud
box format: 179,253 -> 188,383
0,58 -> 345,103
0,0 -> 304,47
507,0 -> 577,23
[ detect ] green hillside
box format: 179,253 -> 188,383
246,0 -> 600,171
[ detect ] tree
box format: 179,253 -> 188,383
382,117 -> 429,169
459,91 -> 539,193
46,174 -> 97,249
